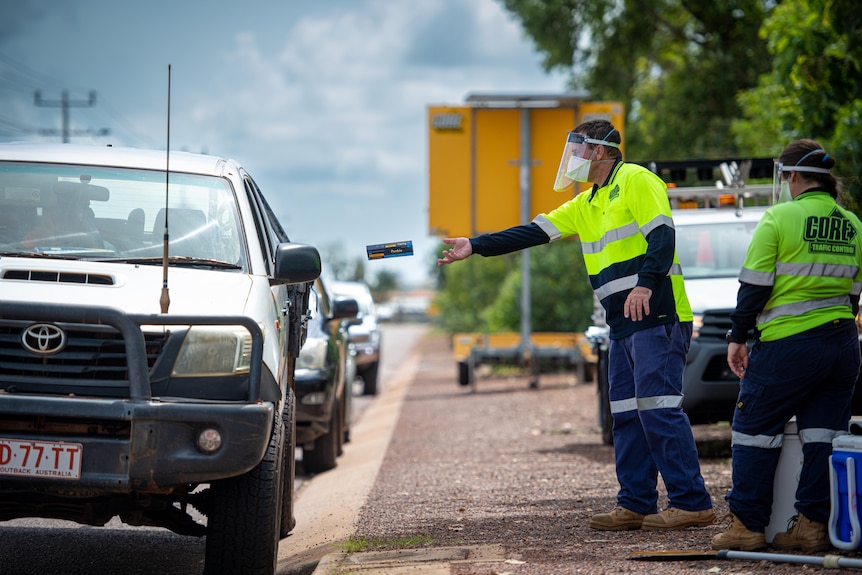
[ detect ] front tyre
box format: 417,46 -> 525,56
205,409 -> 284,575
303,400 -> 341,473
359,360 -> 379,395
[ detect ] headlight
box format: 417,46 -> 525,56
297,338 -> 327,370
172,326 -> 252,376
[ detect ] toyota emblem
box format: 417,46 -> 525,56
21,323 -> 67,355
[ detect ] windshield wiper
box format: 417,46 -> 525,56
0,251 -> 81,260
96,256 -> 241,269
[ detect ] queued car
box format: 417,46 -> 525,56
331,280 -> 382,395
0,142 -> 321,574
295,277 -> 358,473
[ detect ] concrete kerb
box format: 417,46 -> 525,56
313,544 -> 508,575
278,348 -> 422,574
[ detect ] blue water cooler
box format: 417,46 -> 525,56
829,433 -> 862,550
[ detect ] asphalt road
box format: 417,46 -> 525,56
0,322 -> 426,575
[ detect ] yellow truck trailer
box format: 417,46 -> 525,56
452,332 -> 596,390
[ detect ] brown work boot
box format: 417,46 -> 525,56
642,507 -> 716,530
711,513 -> 767,551
589,507 -> 645,531
771,513 -> 830,553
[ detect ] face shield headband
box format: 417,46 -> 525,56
553,129 -> 621,191
771,149 -> 832,203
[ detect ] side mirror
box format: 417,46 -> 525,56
272,243 -> 321,285
331,296 -> 359,321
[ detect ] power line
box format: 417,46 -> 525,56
33,90 -> 110,143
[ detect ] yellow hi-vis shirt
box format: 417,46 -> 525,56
739,190 -> 862,341
533,161 -> 692,339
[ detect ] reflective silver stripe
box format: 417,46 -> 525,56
532,214 -> 561,241
775,261 -> 859,280
853,282 -> 862,296
610,395 -> 683,415
641,214 -> 675,237
638,395 -> 684,410
799,428 -> 844,445
732,431 -> 783,449
594,274 -> 639,301
610,398 -> 638,414
594,265 -> 681,301
739,267 -> 774,286
582,221 -> 641,255
757,294 -> 851,325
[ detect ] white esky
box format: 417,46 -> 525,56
0,0 -> 569,287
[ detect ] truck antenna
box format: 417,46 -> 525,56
159,64 -> 171,314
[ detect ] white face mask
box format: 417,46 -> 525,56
566,156 -> 592,182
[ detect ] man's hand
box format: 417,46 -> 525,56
727,342 -> 748,379
437,237 -> 473,266
623,286 -> 652,321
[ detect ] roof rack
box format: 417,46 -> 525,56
667,184 -> 772,209
640,158 -> 773,210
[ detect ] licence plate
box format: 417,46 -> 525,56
0,439 -> 83,480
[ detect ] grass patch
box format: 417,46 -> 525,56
341,534 -> 434,553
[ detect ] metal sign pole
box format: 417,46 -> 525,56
518,107 -> 532,373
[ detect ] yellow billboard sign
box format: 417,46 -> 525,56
428,99 -> 624,237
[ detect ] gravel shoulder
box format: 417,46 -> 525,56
352,329 -> 859,574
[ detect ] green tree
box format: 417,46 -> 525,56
433,243 -> 515,334
499,0 -> 772,160
482,240 -> 593,332
731,0 -> 862,207
369,269 -> 400,302
433,240 -> 594,335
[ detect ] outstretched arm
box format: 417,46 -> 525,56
437,223 -> 553,267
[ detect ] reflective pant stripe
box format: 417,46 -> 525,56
610,394 -> 683,415
732,431 -> 783,449
732,428 -> 844,449
799,427 -> 845,445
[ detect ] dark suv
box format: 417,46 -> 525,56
295,278 -> 358,473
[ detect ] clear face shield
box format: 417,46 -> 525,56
772,162 -> 792,204
772,152 -> 831,204
553,130 -> 620,191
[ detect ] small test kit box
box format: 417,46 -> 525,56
366,241 -> 413,260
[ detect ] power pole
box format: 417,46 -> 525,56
34,90 -> 109,143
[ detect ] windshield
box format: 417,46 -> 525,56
676,220 -> 759,279
0,162 -> 245,266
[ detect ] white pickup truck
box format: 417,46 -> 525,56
0,143 -> 320,575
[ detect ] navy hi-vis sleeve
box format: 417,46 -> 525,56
469,223 -> 550,257
637,225 -> 675,292
729,282 -> 773,340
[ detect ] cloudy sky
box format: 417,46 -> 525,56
0,0 -> 569,286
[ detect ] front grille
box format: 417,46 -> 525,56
0,321 -> 166,392
699,308 -> 734,339
696,308 -> 753,381
702,354 -> 739,381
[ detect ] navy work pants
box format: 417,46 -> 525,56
608,322 -> 712,515
727,319 -> 860,531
